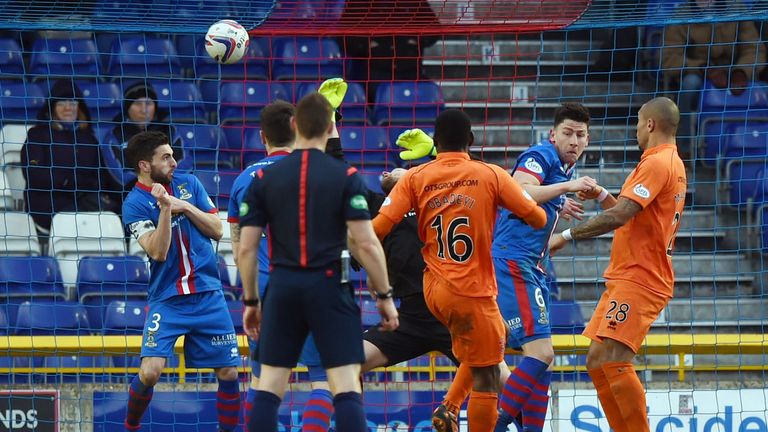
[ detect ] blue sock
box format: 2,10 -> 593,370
498,357 -> 549,420
245,387 -> 257,426
302,388 -> 334,431
248,390 -> 281,432
125,375 -> 154,429
332,392 -> 366,432
217,379 -> 240,431
522,371 -> 552,432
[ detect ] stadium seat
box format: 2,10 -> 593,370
192,38 -> 268,80
44,355 -> 112,383
295,81 -> 368,124
49,212 -> 127,287
372,81 -> 444,126
103,300 -> 148,335
14,300 -> 90,335
29,38 -> 100,80
0,81 -> 46,123
227,300 -> 244,334
271,37 -> 343,81
216,81 -> 290,125
339,126 -> 395,168
0,212 -> 40,256
175,123 -> 233,169
197,169 -> 238,210
75,81 -> 122,122
139,79 -> 206,123
0,308 -> 7,335
0,38 -> 25,78
217,254 -> 238,300
0,124 -> 33,206
723,122 -> 768,161
359,298 -> 380,328
696,80 -> 768,166
550,301 -> 585,334
0,256 -> 66,301
358,171 -> 385,194
723,159 -> 768,208
76,256 -> 150,329
266,0 -> 344,23
0,172 -> 14,210
107,36 -> 182,78
760,204 -> 768,254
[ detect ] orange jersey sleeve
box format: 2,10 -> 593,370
604,144 -> 687,297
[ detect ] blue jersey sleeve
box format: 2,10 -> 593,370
514,148 -> 552,184
122,195 -> 155,240
343,171 -> 372,221
240,171 -> 268,228
191,175 -> 217,213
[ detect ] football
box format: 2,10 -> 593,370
204,19 -> 250,64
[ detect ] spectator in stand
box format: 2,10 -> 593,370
661,0 -> 765,152
102,82 -> 183,188
22,79 -> 122,233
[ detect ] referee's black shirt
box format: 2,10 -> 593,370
239,148 -> 371,269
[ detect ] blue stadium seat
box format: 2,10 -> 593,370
359,298 -> 380,328
0,256 -> 66,301
697,80 -> 768,165
266,0 -> 344,23
103,300 -> 148,335
77,256 -> 149,330
217,81 -> 290,125
271,37 -> 343,81
76,81 -> 122,122
217,254 -> 238,300
191,37 -> 268,80
135,79 -> 207,123
15,301 -> 90,335
761,203 -> 768,254
227,300 -> 244,334
295,81 -> 368,124
176,123 -> 233,170
241,128 -> 267,166
0,38 -> 25,78
29,38 -> 100,80
0,307 -> 7,335
550,301 -> 585,334
723,122 -> 768,161
373,81 -> 444,126
724,159 -> 768,208
359,171 -> 384,194
198,169 -> 238,210
44,355 -> 112,383
0,82 -> 46,123
107,36 -> 182,78
339,126 -> 395,168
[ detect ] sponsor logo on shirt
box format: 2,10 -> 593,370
211,333 -> 238,347
239,202 -> 249,217
230,347 -> 239,358
524,157 -> 543,174
381,197 -> 392,207
350,194 -> 369,210
633,183 -> 650,199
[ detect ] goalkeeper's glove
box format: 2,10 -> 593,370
396,129 -> 437,161
318,78 -> 347,122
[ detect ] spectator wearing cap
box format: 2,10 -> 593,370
102,82 -> 183,187
21,79 -> 122,233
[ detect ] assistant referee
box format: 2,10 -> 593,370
238,92 -> 398,432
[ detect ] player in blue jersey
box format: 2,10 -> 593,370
228,94 -> 341,430
121,131 -> 240,432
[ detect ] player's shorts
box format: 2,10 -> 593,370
583,280 -> 669,353
141,290 -> 239,368
363,293 -> 458,366
495,257 -> 551,350
249,334 -> 327,382
258,266 -> 364,369
423,271 -> 505,367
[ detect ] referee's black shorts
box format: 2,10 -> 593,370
258,265 -> 364,369
363,293 -> 458,366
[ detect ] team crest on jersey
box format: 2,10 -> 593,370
633,183 -> 650,199
239,202 -> 249,217
145,331 -> 157,348
524,157 -> 543,174
177,183 -> 192,200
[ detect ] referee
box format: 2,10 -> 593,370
238,92 -> 398,432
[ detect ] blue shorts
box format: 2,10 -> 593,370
141,290 -> 240,368
248,334 -> 327,382
494,257 -> 551,350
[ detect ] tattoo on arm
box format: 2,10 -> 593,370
230,223 -> 241,243
572,197 -> 641,240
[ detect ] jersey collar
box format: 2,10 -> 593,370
436,152 -> 470,160
642,143 -> 677,158
135,181 -> 153,193
268,150 -> 291,157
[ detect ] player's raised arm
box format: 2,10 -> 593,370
495,165 -> 547,229
131,183 -> 174,262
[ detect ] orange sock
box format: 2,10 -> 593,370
588,367 -> 627,432
467,391 -> 498,432
602,362 -> 650,432
443,363 -> 472,415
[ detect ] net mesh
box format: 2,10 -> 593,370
0,0 -> 767,430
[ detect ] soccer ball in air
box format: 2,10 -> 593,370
205,19 -> 250,64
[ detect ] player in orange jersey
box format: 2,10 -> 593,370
372,109 -> 547,432
549,97 -> 687,432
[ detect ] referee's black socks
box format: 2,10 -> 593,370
333,391 -> 367,431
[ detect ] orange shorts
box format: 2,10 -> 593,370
583,280 -> 669,353
423,271 -> 505,367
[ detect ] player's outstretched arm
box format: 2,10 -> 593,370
549,196 -> 642,253
576,184 -> 617,210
